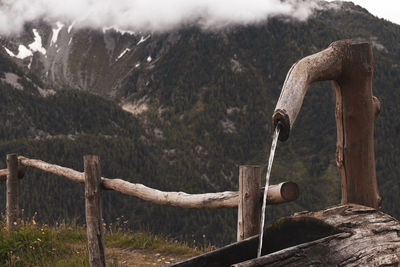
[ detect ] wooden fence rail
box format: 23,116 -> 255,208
1,154 -> 300,266
16,156 -> 298,208
0,165 -> 27,181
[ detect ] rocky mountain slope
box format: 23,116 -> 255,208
0,1 -> 399,246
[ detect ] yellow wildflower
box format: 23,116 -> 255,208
42,232 -> 45,235
37,238 -> 41,242
32,219 -> 36,225
13,222 -> 17,225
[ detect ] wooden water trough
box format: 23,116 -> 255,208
169,204 -> 400,266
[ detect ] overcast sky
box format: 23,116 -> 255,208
0,0 -> 320,35
330,0 -> 400,25
0,0 -> 398,35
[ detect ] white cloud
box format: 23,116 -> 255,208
352,0 -> 400,25
327,0 -> 400,25
0,0 -> 321,35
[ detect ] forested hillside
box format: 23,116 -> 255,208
0,1 -> 399,246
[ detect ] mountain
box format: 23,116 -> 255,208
0,1 -> 399,246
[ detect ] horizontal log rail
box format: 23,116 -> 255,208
0,169 -> 7,180
16,156 -> 298,209
0,166 -> 27,181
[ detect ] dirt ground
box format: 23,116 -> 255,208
106,247 -> 191,266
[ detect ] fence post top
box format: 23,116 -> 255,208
84,155 -> 100,159
240,165 -> 263,168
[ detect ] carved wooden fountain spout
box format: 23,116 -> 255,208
272,40 -> 381,209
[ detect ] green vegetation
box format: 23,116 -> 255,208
0,217 -> 200,266
0,217 -> 88,266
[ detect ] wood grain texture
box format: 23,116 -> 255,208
272,42 -> 342,141
84,155 -> 106,267
18,156 -> 298,208
19,156 -> 83,183
234,204 -> 400,266
334,42 -> 380,208
272,40 -> 381,209
237,166 -> 261,241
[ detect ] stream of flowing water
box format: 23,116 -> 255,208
257,125 -> 281,258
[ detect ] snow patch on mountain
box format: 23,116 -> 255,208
68,23 -> 74,33
4,45 -> 32,59
29,29 -> 46,55
4,29 -> 47,59
17,45 -> 33,59
117,48 -> 130,60
137,35 -> 151,45
27,57 -> 33,69
4,47 -> 16,57
51,22 -> 64,46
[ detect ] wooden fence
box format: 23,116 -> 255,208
1,153 -> 299,266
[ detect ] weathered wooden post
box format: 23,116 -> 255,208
272,40 -> 381,209
332,43 -> 381,208
6,154 -> 19,231
237,165 -> 262,241
84,155 -> 106,267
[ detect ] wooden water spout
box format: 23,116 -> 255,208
272,40 -> 381,209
